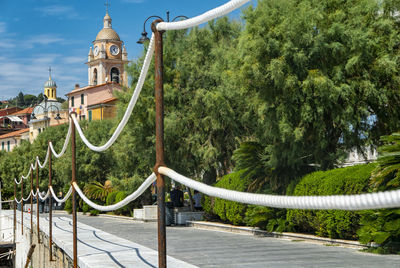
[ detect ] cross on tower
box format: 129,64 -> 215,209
48,66 -> 52,79
105,0 -> 110,14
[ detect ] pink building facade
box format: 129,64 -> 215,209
66,82 -> 121,120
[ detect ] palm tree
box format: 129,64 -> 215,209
370,132 -> 400,191
84,180 -> 114,201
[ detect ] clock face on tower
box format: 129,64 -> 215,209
94,46 -> 99,56
110,45 -> 119,56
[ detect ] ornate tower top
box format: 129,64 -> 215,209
44,67 -> 57,101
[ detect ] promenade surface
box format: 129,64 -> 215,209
59,212 -> 400,268
4,211 -> 196,268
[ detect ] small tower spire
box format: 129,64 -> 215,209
48,66 -> 52,80
105,0 -> 110,14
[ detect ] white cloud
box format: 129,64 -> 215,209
0,54 -> 86,98
0,39 -> 15,49
23,34 -> 64,49
0,22 -> 6,34
36,5 -> 79,19
63,56 -> 83,64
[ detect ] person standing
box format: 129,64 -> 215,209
193,190 -> 202,211
170,185 -> 184,207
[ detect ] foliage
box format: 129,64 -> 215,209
114,191 -> 129,215
358,133 -> 400,252
370,133 -> 400,191
116,17 -> 248,184
89,209 -> 99,216
106,191 -> 118,206
233,0 -> 400,191
203,170 -> 250,225
2,91 -> 64,108
82,202 -> 90,214
244,206 -> 289,232
84,180 -> 114,202
287,163 -> 377,239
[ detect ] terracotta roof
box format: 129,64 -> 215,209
88,97 -> 118,107
0,128 -> 29,139
10,107 -> 33,115
66,82 -> 121,96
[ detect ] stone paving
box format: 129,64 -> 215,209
10,211 -> 196,268
58,212 -> 400,268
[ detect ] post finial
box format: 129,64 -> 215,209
105,0 -> 110,14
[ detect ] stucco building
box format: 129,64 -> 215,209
66,11 -> 128,121
29,73 -> 68,142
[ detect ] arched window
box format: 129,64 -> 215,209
111,67 -> 119,84
93,68 -> 98,85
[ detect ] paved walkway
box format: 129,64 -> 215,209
7,211 -> 196,268
59,212 -> 400,268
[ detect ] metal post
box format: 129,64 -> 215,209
152,19 -> 166,268
48,142 -> 53,261
21,174 -> 23,235
71,113 -> 78,268
30,171 -> 33,235
36,166 -> 40,243
13,180 -> 16,243
0,181 -> 2,212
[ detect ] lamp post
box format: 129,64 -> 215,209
138,12 -> 187,268
137,12 -> 188,44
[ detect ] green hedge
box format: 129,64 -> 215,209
286,163 -> 377,239
203,170 -> 251,225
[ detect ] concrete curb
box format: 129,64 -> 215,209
187,221 -> 368,249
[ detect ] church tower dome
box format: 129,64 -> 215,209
87,9 -> 129,87
95,13 -> 120,41
44,67 -> 57,101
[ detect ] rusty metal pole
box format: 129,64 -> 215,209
48,142 -> 53,261
36,165 -> 40,243
13,180 -> 16,243
21,174 -> 23,235
71,113 -> 78,268
30,171 -> 33,235
152,19 -> 166,268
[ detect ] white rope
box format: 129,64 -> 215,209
49,120 -> 72,158
30,161 -> 37,171
21,168 -> 31,180
49,186 -> 73,203
72,173 -> 156,211
37,189 -> 50,201
159,167 -> 400,210
72,35 -> 155,152
31,190 -> 37,197
22,192 -> 31,202
14,177 -> 22,185
36,147 -> 50,169
157,0 -> 251,31
15,198 -> 21,204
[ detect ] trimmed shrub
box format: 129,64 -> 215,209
203,170 -> 251,225
115,191 -> 129,215
82,202 -> 90,214
287,163 -> 377,239
89,209 -> 99,216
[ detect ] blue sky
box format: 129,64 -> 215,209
0,0 -> 252,100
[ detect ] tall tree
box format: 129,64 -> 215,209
115,18 -> 247,184
233,0 -> 400,191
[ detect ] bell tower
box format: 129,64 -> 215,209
44,67 -> 57,101
86,10 -> 128,87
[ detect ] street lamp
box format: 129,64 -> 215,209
31,96 -> 62,121
138,12 -> 188,268
137,12 -> 188,44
